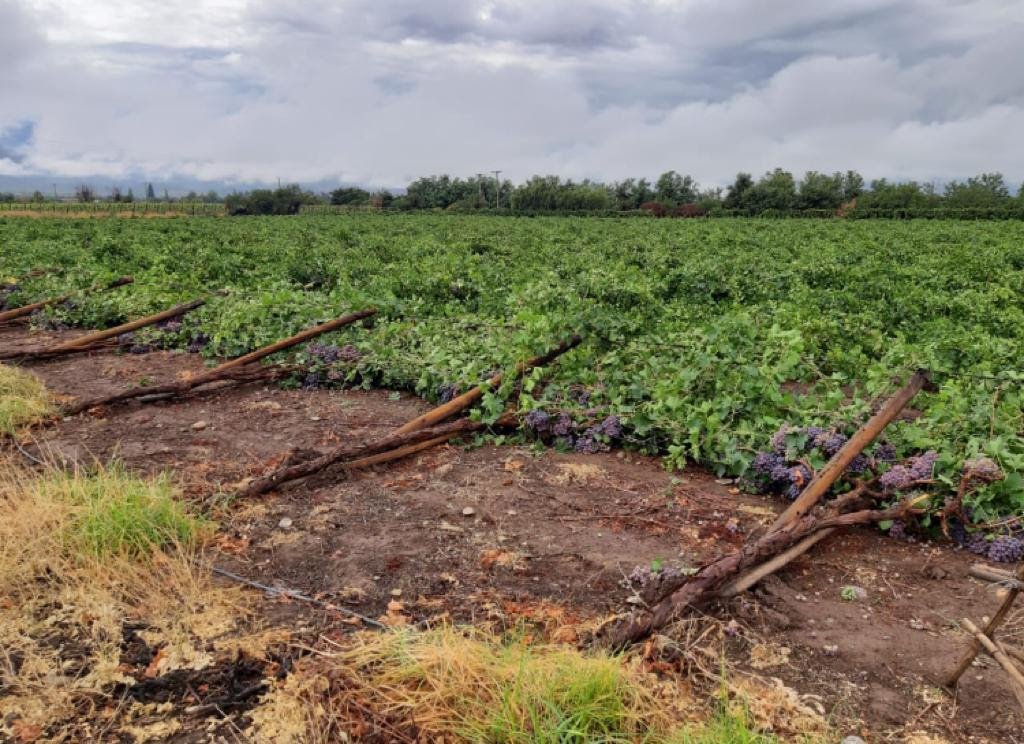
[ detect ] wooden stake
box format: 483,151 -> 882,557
961,618 -> 1024,711
768,370 -> 930,533
233,413 -> 517,500
945,561 -> 1024,687
0,276 -> 133,324
61,308 -> 376,414
49,296 -> 207,351
393,335 -> 581,435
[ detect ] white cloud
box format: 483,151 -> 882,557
1,0 -> 1022,188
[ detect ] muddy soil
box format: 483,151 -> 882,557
3,322 -> 1022,742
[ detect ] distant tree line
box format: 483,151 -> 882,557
3,170 -> 1022,217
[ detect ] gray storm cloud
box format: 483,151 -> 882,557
0,0 -> 1022,188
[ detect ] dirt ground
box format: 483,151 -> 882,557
3,322 -> 1023,743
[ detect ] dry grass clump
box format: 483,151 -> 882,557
0,460 -> 252,741
250,625 -> 818,744
0,363 -> 54,435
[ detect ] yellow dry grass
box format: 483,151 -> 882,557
0,459 -> 256,740
0,363 -> 55,435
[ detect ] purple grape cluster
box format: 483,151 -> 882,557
965,533 -> 989,555
988,536 -> 1024,563
878,450 -> 939,491
874,442 -> 897,464
574,435 -> 602,454
552,412 -> 574,437
0,282 -> 18,310
187,333 -> 209,354
338,344 -> 361,362
436,383 -> 458,403
785,464 -> 813,500
155,319 -> 183,333
116,331 -> 153,354
302,372 -> 321,390
307,342 -> 342,363
568,385 -> 591,406
888,520 -> 908,540
949,520 -> 968,546
821,433 -> 848,456
600,415 -> 623,439
524,410 -> 551,433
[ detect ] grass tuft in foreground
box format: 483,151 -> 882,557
0,459 -> 252,741
0,363 -> 54,435
251,625 -> 810,743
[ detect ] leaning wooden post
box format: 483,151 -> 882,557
960,618 -> 1024,711
185,308 -> 376,387
394,335 -> 581,435
61,308 -> 376,414
945,561 -> 1024,687
720,370 -> 930,596
233,414 -> 518,500
767,369 -> 930,533
0,276 -> 133,324
48,297 -> 208,351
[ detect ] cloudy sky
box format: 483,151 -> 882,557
1,0 -> 1023,190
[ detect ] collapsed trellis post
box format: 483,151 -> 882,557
61,307 -> 377,415
767,369 -> 931,533
0,276 -> 134,324
945,560 -> 1024,690
394,335 -> 582,435
0,296 -> 209,363
233,335 -> 581,499
719,370 -> 930,596
234,413 -> 517,500
604,370 -> 930,647
959,617 -> 1024,712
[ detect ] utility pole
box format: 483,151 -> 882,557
52,184 -> 57,201
492,170 -> 502,209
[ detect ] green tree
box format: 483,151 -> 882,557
655,170 -> 698,205
743,169 -> 797,213
944,172 -> 1011,208
842,170 -> 864,201
723,173 -> 754,210
145,183 -> 156,200
797,171 -> 845,210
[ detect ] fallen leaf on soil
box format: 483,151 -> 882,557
480,549 -> 527,571
504,458 -> 525,471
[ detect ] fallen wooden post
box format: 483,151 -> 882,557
960,617 -> 1024,712
50,297 -> 208,351
604,490 -> 928,648
0,276 -> 133,324
718,371 -> 929,597
61,308 -> 377,415
945,561 -> 1024,687
233,413 -> 517,500
968,564 -> 1022,588
767,370 -> 930,533
394,335 -> 581,435
0,296 -> 209,362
